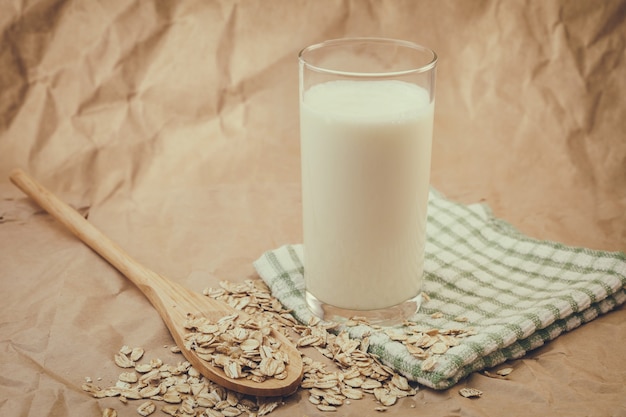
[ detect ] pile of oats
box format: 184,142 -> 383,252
83,345 -> 281,416
84,279 -> 481,416
184,313 -> 290,383
383,320 -> 476,372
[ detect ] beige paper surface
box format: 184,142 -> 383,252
1,1 -> 625,415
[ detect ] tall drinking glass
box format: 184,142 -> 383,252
298,38 -> 437,325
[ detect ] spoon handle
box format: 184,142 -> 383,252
9,168 -> 165,294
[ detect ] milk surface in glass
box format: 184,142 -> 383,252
301,79 -> 433,311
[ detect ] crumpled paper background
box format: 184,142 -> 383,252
1,1 -> 625,416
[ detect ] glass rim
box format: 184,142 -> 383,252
298,37 -> 437,77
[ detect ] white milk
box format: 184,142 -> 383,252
300,80 -> 433,311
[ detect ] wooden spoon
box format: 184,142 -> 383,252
9,168 -> 303,397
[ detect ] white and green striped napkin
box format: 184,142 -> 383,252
253,190 -> 626,390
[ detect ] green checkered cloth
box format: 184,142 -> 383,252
253,190 -> 626,390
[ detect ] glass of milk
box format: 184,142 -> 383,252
298,38 -> 437,325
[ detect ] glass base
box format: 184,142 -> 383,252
305,291 -> 422,327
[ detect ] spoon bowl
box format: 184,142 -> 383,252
9,168 -> 303,397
